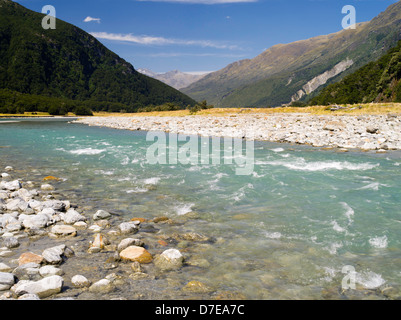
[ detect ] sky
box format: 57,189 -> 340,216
16,0 -> 399,73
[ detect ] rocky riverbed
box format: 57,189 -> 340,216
74,113 -> 401,151
0,166 -> 232,300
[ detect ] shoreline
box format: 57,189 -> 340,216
73,113 -> 401,151
0,167 -> 218,300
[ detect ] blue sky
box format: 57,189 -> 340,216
17,0 -> 399,73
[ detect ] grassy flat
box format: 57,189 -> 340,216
92,103 -> 401,118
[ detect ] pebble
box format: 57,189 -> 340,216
154,249 -> 184,271
0,263 -> 12,273
18,293 -> 40,300
71,275 -> 91,288
39,265 -> 64,277
88,233 -> 109,253
88,224 -> 102,232
118,221 -> 140,235
182,280 -> 213,293
117,238 -> 144,252
50,225 -> 77,237
61,209 -> 86,224
93,210 -> 111,220
0,272 -> 15,291
88,279 -> 114,294
11,275 -> 64,298
18,252 -> 44,265
74,114 -> 401,150
119,246 -> 153,264
40,184 -> 54,191
42,245 -> 68,265
3,236 -> 19,249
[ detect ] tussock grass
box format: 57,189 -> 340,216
93,103 -> 401,117
0,112 -> 52,117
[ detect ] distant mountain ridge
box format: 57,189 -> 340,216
0,0 -> 195,112
183,1 -> 401,107
137,69 -> 209,90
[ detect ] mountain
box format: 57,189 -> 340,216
310,39 -> 401,105
0,0 -> 195,113
182,1 -> 401,108
137,69 -> 209,90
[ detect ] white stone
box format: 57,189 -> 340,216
2,180 -> 21,191
154,248 -> 184,271
1,173 -> 10,179
0,263 -> 12,273
0,250 -> 13,258
39,265 -> 64,277
117,238 -> 144,252
42,200 -> 65,211
40,207 -> 56,216
71,275 -> 91,288
118,222 -> 139,235
61,209 -> 86,224
42,245 -> 66,265
12,275 -> 63,298
40,184 -> 54,191
88,279 -> 113,293
18,293 -> 40,300
28,200 -> 43,212
0,272 -> 15,291
21,214 -> 50,229
93,210 -> 111,220
73,221 -> 87,229
88,224 -> 102,232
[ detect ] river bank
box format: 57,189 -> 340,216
0,167 -> 227,300
74,113 -> 401,151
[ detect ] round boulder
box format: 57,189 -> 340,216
154,249 -> 184,271
119,246 -> 153,264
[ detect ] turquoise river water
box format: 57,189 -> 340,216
1,118 -> 401,299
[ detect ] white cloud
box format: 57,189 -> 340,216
90,32 -> 239,50
84,16 -> 101,23
137,0 -> 256,3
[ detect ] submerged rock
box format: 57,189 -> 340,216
93,210 -> 111,220
88,279 -> 114,294
154,249 -> 184,271
118,221 -> 140,235
182,280 -> 213,293
117,238 -> 144,252
40,184 -> 54,191
71,275 -> 91,288
88,233 -> 109,253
